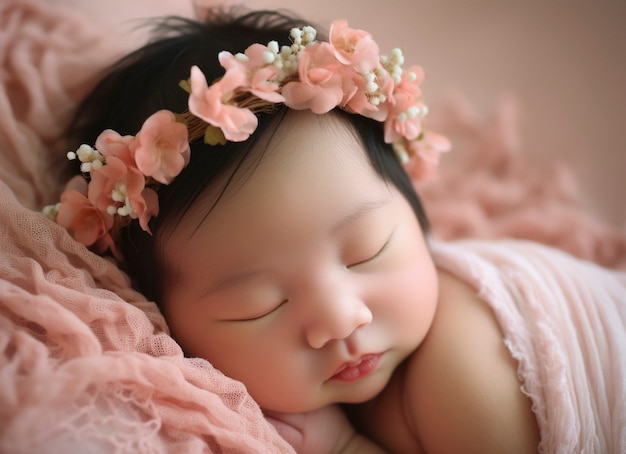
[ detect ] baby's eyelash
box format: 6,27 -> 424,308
370,236 -> 391,260
229,300 -> 288,323
349,232 -> 393,268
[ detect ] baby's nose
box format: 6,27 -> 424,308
304,290 -> 373,349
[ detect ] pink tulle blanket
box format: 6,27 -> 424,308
433,240 -> 626,453
1,1 -> 625,452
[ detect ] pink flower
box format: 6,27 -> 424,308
92,129 -> 159,233
281,42 -> 345,113
344,67 -> 394,122
94,129 -> 135,160
384,99 -> 423,143
219,45 -> 285,103
133,110 -> 190,185
396,65 -> 424,99
403,130 -> 451,181
188,65 -> 258,142
384,65 -> 426,143
329,20 -> 379,72
92,130 -> 144,213
133,187 -> 159,233
56,188 -> 114,250
88,153 -> 158,233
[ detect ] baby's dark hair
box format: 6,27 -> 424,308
66,8 -> 429,304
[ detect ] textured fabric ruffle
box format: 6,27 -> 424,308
432,240 -> 626,453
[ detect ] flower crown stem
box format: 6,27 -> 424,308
179,112 -> 212,143
232,92 -> 281,115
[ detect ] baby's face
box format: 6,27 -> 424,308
160,111 -> 438,412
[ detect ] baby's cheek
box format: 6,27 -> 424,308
383,263 -> 438,345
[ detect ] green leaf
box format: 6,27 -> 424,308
179,79 -> 191,94
204,125 -> 227,145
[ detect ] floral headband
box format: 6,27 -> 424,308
43,20 -> 450,260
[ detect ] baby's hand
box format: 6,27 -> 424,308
264,405 -> 385,454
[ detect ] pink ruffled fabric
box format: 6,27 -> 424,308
1,1 -> 625,452
419,94 -> 626,270
432,240 -> 626,453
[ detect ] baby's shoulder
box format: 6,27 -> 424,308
402,269 -> 540,452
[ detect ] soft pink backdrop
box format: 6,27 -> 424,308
55,0 -> 626,227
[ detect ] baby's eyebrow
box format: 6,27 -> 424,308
200,267 -> 267,300
331,197 -> 390,234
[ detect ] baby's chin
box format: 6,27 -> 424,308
260,373 -> 391,414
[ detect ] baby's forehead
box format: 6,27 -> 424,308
263,109 -> 370,167
175,111 -> 379,225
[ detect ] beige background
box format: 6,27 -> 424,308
56,0 -> 626,226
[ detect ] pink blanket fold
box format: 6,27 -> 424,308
432,239 -> 626,453
1,0 -> 626,452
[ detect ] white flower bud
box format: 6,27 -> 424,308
408,106 -> 420,118
268,41 -> 279,53
262,51 -> 275,64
